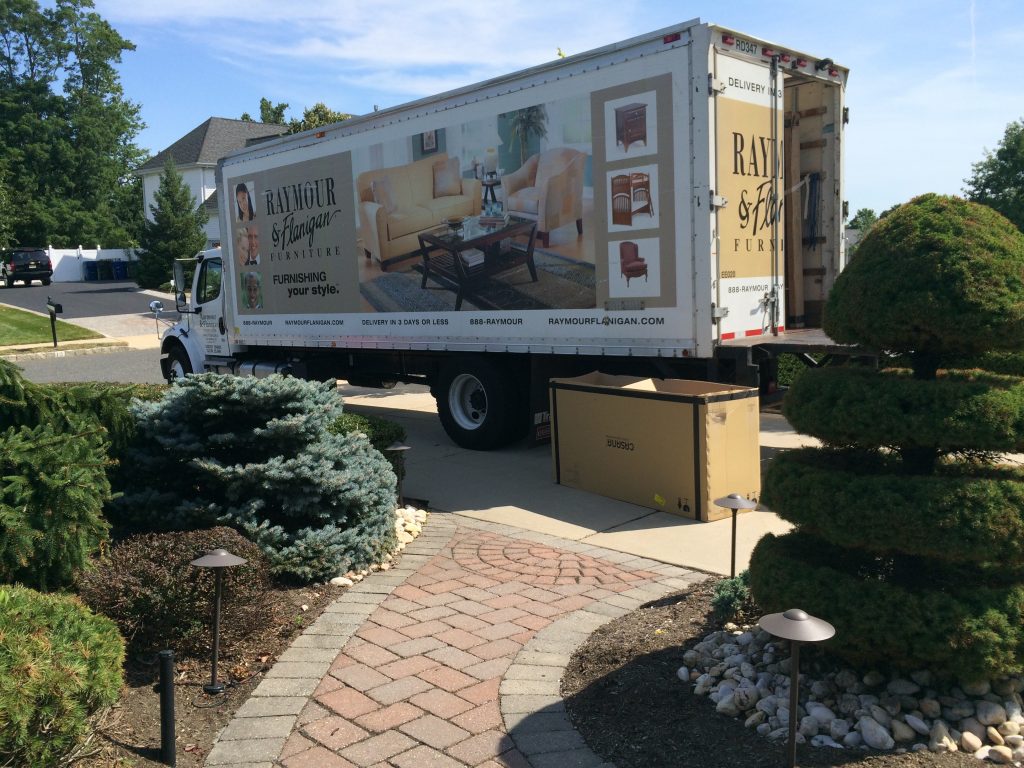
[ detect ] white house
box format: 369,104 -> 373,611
136,118 -> 287,249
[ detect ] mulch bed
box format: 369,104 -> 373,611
561,578 -> 979,768
76,581 -> 347,768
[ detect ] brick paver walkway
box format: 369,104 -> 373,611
205,514 -> 703,768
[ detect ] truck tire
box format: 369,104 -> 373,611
166,346 -> 193,382
435,358 -> 523,450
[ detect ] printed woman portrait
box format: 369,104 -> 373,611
242,271 -> 263,310
236,226 -> 260,266
235,181 -> 255,221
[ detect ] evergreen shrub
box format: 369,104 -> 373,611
112,374 -> 398,583
712,570 -> 751,621
752,195 -> 1024,678
784,367 -> 1024,452
332,411 -> 407,481
0,585 -> 124,766
0,422 -> 112,591
749,533 -> 1024,680
78,527 -> 277,655
763,449 -> 1024,566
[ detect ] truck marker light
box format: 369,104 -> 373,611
829,68 -> 839,77
663,32 -> 681,44
779,53 -> 791,63
795,58 -> 808,68
315,131 -> 326,138
721,34 -> 735,45
762,47 -> 775,57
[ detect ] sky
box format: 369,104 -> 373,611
93,0 -> 1024,217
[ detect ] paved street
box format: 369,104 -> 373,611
12,348 -> 166,384
0,279 -> 173,320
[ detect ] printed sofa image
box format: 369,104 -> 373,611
357,153 -> 482,269
502,147 -> 587,247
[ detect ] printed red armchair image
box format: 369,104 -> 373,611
619,241 -> 648,286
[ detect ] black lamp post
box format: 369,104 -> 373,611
760,608 -> 835,768
190,548 -> 246,695
714,493 -> 758,578
385,441 -> 412,506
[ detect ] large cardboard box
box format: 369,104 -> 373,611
550,372 -> 760,521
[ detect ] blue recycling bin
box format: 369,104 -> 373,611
83,261 -> 99,281
111,260 -> 128,280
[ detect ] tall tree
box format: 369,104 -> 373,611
965,118 -> 1024,231
846,207 -> 877,231
0,0 -> 145,247
135,159 -> 207,289
287,103 -> 352,134
241,96 -> 288,125
0,166 -> 13,249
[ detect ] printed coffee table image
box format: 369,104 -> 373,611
417,217 -> 539,310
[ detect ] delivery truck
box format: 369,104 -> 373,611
156,18 -> 850,449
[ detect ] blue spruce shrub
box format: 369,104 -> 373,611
111,374 -> 397,582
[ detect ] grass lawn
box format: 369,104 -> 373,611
0,305 -> 103,346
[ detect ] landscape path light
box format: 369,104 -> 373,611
714,493 -> 757,578
760,608 -> 836,768
385,440 -> 412,506
190,548 -> 247,695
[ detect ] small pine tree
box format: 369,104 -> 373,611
136,158 -> 208,289
112,374 -> 398,583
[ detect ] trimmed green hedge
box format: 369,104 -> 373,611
763,449 -> 1024,566
749,532 -> 1024,680
825,194 -> 1024,363
784,367 -> 1024,452
0,585 -> 124,766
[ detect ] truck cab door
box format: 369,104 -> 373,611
193,257 -> 229,357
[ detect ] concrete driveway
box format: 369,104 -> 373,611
339,383 -> 809,576
0,280 -> 173,341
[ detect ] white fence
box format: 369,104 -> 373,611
45,246 -> 136,282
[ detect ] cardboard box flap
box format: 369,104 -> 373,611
550,371 -> 757,402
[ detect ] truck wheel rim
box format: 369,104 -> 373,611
449,373 -> 487,431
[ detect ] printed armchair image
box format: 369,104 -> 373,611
502,147 -> 587,247
619,241 -> 647,286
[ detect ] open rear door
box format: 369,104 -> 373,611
712,51 -> 785,341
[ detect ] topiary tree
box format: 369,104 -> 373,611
0,585 -> 124,766
110,374 -> 398,583
749,194 -> 1024,681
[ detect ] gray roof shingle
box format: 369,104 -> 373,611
138,118 -> 287,172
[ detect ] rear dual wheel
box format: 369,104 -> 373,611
435,358 -> 527,450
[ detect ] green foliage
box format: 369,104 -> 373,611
784,367 -> 1024,453
242,97 -> 288,125
287,103 -> 352,134
965,117 -> 1024,232
112,374 -> 398,582
136,158 -> 208,289
0,421 -> 112,590
763,449 -> 1024,566
505,105 -> 548,166
331,411 -> 407,481
0,166 -> 13,249
0,585 -> 124,766
712,570 -> 751,621
78,527 -> 276,655
749,533 -> 1024,680
0,0 -> 145,247
754,192 -> 1024,678
824,194 -> 1024,371
847,207 -> 877,232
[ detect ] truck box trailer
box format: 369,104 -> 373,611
157,18 -> 850,449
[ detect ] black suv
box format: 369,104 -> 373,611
1,248 -> 53,287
